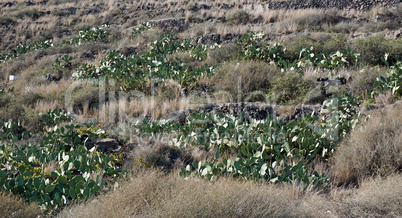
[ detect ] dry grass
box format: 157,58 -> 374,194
58,170 -> 342,218
0,191 -> 42,218
345,174 -> 402,216
99,96 -> 190,123
302,67 -> 325,83
34,100 -> 59,113
177,23 -> 216,39
28,79 -> 73,96
325,21 -> 360,34
375,90 -> 396,105
331,101 -> 402,186
346,66 -> 384,95
205,43 -> 240,65
225,9 -> 250,25
131,27 -> 164,49
58,168 -> 402,217
177,22 -> 263,40
274,9 -> 342,33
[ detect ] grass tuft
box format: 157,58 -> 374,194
331,102 -> 402,186
0,191 -> 42,218
225,10 -> 250,25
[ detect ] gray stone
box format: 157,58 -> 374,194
86,138 -> 120,153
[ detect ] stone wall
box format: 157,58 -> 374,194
264,0 -> 400,11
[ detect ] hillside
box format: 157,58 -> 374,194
0,0 -> 401,217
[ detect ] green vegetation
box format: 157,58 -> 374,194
236,31 -> 360,71
0,25 -> 110,63
62,25 -> 110,46
0,1 -> 401,216
0,110 -> 123,213
0,39 -> 53,63
131,23 -> 152,39
73,31 -> 213,91
371,57 -> 402,97
350,35 -> 402,66
129,92 -> 361,188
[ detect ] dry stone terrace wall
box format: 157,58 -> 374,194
175,0 -> 402,11
192,33 -> 243,44
165,103 -> 323,125
263,0 -> 401,11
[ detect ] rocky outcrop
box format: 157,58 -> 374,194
165,102 -> 322,123
85,138 -> 120,153
144,18 -> 189,33
202,103 -> 274,120
192,33 -> 243,44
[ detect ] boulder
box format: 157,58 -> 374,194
86,138 -> 120,153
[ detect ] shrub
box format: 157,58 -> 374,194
327,21 -> 360,34
0,39 -> 53,63
131,23 -> 151,40
346,66 -> 384,95
186,0 -> 197,11
236,31 -> 288,68
284,11 -> 342,31
282,34 -> 347,62
271,72 -> 315,105
225,10 -> 250,25
212,60 -> 281,102
371,59 -> 402,98
0,98 -> 26,122
21,92 -> 45,106
360,20 -> 400,32
70,83 -> 100,113
348,35 -> 402,66
206,43 -> 240,65
136,93 -> 361,188
331,102 -> 402,185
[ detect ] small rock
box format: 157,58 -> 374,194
395,29 -> 402,38
66,7 -> 79,15
3,2 -> 16,7
26,1 -> 35,6
44,74 -> 59,82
